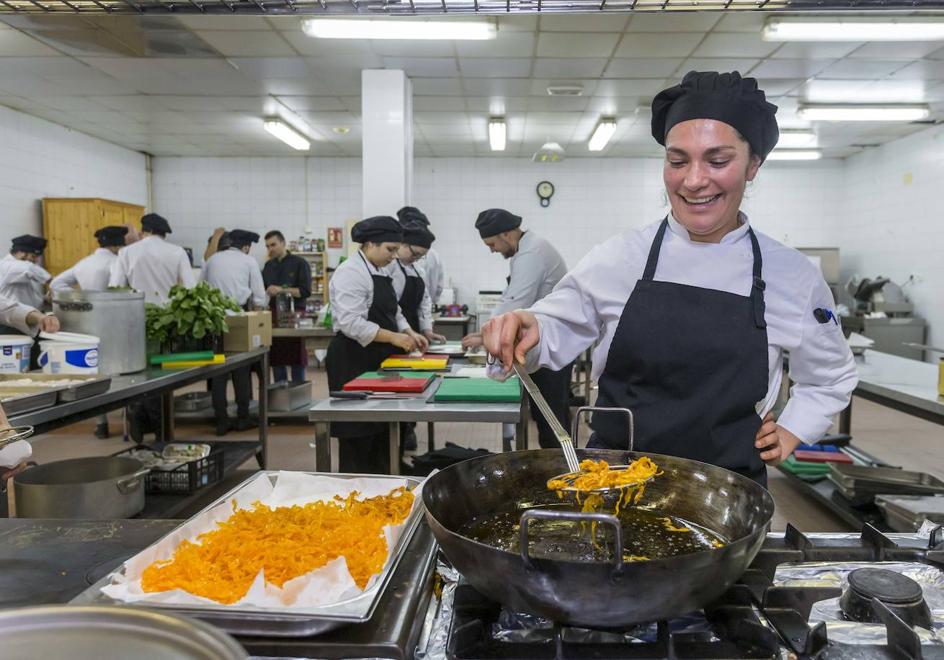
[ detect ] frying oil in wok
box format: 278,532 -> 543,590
462,504 -> 726,563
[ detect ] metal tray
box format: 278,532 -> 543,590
828,463 -> 944,497
875,495 -> 944,532
174,392 -> 212,412
0,388 -> 60,415
425,343 -> 467,356
78,471 -> 424,637
0,373 -> 111,403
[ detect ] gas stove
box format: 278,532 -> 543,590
418,525 -> 944,660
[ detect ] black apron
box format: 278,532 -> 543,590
396,261 -> 425,332
591,218 -> 770,486
326,253 -> 400,439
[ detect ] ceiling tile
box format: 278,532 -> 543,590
230,57 -> 314,79
890,59 -> 944,81
626,13 -> 721,33
532,58 -> 607,78
849,41 -> 943,60
692,33 -> 779,59
750,59 -> 836,79
498,16 -> 538,32
411,77 -> 463,96
772,42 -> 864,60
413,96 -> 467,111
678,58 -> 761,74
465,96 -> 527,112
459,58 -> 531,78
604,58 -> 683,79
817,59 -> 910,79
382,57 -> 459,77
462,77 -> 532,97
174,16 -> 275,31
712,14 -> 770,33
195,31 -> 296,57
594,78 -> 667,97
92,95 -> 169,112
275,96 -> 348,111
528,79 -> 598,96
455,32 -> 535,58
369,39 -> 457,57
0,29 -> 61,56
615,33 -> 703,59
280,32 -> 376,57
525,96 -> 589,112
754,79 -> 805,96
539,15 -> 630,32
536,32 -> 620,59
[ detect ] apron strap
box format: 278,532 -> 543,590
747,227 -> 767,329
641,217 -> 670,281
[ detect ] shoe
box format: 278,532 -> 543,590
403,428 -> 417,451
233,417 -> 255,432
94,423 -> 110,439
215,419 -> 231,436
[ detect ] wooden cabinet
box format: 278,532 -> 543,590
41,198 -> 144,276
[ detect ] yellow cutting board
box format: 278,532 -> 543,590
380,355 -> 449,370
160,355 -> 226,369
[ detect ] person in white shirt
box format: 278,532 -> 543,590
0,235 -> 51,311
326,217 -> 424,474
482,71 -> 858,487
108,213 -> 196,304
464,210 -> 572,451
50,226 -> 127,292
201,229 -> 267,435
0,295 -> 59,336
397,207 -> 445,305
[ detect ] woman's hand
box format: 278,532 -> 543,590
482,311 -> 540,374
27,311 -> 59,333
461,333 -> 483,350
755,413 -> 801,465
407,329 -> 429,353
391,332 -> 419,353
423,330 -> 447,345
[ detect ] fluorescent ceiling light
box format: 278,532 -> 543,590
301,18 -> 496,40
767,150 -> 823,161
798,104 -> 930,122
588,118 -> 617,152
764,17 -> 944,41
488,117 -> 506,152
263,118 -> 310,151
777,130 -> 817,149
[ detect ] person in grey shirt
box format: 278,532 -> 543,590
462,208 -> 573,450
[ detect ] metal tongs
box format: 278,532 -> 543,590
512,362 -> 653,506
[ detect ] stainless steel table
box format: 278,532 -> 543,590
307,375 -> 529,474
839,349 -> 944,433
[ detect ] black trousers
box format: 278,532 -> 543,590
211,366 -> 252,420
529,363 -> 575,450
338,431 -> 390,474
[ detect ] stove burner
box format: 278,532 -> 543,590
839,568 -> 932,629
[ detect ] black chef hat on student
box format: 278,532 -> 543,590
651,71 -> 780,162
401,222 -> 435,249
475,209 -> 522,239
141,213 -> 173,235
351,216 -> 403,244
11,234 -> 46,255
94,225 -> 129,248
397,206 -> 430,227
229,229 -> 260,248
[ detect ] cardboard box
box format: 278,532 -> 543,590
223,311 -> 272,352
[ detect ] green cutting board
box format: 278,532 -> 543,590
355,371 -> 435,384
433,376 -> 521,403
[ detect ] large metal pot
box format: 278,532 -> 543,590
52,290 -> 146,375
13,457 -> 149,519
423,448 -> 775,628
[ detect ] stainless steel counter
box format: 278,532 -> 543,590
272,327 -> 334,338
308,371 -> 530,474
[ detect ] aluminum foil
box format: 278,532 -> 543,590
491,611 -> 717,645
773,561 -> 944,645
414,560 -> 459,660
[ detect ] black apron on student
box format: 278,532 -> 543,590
396,261 -> 425,332
325,253 -> 400,474
591,217 -> 770,487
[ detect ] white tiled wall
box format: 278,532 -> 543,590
840,124 -> 944,352
151,155 -> 844,310
0,105 -> 147,249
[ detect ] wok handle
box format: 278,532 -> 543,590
519,508 -> 624,576
116,468 -> 150,494
572,406 -> 635,451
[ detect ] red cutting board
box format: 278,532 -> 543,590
342,371 -> 433,393
793,449 -> 853,464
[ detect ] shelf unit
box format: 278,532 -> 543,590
295,251 -> 329,306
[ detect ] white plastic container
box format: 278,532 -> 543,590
0,335 -> 33,373
37,331 -> 100,375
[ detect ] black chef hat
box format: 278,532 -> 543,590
475,209 -> 522,239
397,206 -> 430,227
351,216 -> 403,244
141,213 -> 173,235
401,222 -> 435,249
11,234 -> 46,255
229,229 -> 260,248
651,71 -> 779,162
94,225 -> 129,248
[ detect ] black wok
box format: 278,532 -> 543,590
422,448 -> 774,627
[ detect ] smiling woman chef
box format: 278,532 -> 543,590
483,71 -> 858,487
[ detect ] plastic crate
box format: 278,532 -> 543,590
116,445 -> 224,495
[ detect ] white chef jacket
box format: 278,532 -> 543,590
493,230 -> 568,317
108,235 -> 196,305
420,248 -> 445,305
50,248 -> 116,292
329,252 -> 410,347
521,214 -> 858,445
200,248 -> 267,310
0,294 -> 40,335
0,254 -> 50,310
389,260 -> 433,332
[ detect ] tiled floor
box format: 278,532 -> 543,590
20,367 -> 944,533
